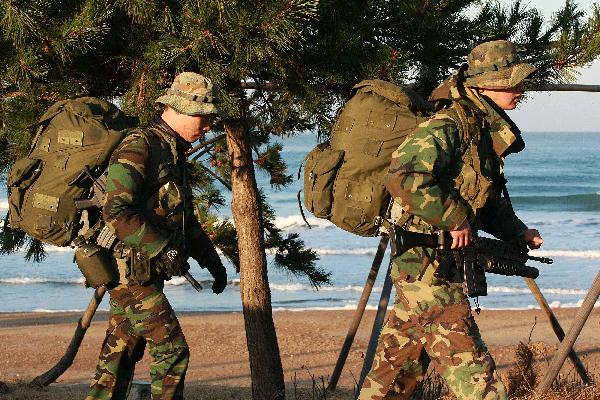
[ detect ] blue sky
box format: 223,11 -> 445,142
501,0 -> 600,131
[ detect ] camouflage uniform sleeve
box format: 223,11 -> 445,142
384,117 -> 470,230
103,133 -> 169,259
478,195 -> 528,241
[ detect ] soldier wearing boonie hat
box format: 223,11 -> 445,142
156,72 -> 225,117
359,40 -> 544,400
86,72 -> 228,400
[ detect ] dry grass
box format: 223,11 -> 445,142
0,344 -> 597,400
0,378 -> 355,400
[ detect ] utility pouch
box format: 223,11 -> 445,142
75,242 -> 119,288
129,248 -> 151,284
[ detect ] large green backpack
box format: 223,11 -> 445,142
302,80 -> 433,236
6,97 -> 136,246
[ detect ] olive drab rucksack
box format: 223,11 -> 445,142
302,80 -> 433,236
6,97 -> 136,247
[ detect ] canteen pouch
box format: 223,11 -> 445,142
303,144 -> 344,218
75,243 -> 119,288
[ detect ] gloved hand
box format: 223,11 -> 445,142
155,244 -> 189,278
207,259 -> 227,294
188,235 -> 228,294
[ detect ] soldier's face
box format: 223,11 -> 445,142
163,106 -> 214,143
478,84 -> 524,110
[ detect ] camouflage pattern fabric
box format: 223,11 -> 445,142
358,278 -> 507,400
86,260 -> 189,400
156,72 -> 224,117
364,83 -> 530,399
464,40 -> 537,89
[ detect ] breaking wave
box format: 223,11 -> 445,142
487,286 -> 589,295
0,277 -> 85,285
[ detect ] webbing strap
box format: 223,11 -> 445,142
296,190 -> 312,229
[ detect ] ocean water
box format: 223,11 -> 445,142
1,132 -> 599,313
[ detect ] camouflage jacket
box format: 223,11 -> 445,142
385,86 -> 528,241
103,117 -> 217,262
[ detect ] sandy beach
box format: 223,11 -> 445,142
0,308 -> 599,398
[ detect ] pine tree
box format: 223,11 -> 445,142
1,0 -> 599,398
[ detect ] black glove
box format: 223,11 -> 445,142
188,234 -> 227,294
155,244 -> 189,278
207,258 -> 227,294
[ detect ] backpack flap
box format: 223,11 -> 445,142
6,157 -> 42,226
303,144 -> 344,218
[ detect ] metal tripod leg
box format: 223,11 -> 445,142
356,260 -> 394,397
32,286 -> 107,386
524,278 -> 590,384
536,271 -> 600,397
327,235 -> 389,391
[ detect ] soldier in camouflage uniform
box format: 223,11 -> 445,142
86,72 -> 228,400
358,41 -> 545,400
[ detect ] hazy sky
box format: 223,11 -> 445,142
500,0 -> 600,132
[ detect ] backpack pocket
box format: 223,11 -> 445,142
7,158 -> 42,223
303,145 -> 344,218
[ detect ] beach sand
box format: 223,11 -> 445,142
0,308 -> 599,398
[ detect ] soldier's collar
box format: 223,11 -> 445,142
151,117 -> 192,154
463,87 -> 525,157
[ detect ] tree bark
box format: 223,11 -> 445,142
224,120 -> 285,400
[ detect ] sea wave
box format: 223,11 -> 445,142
269,282 -> 380,293
512,193 -> 600,212
31,308 -> 110,313
164,277 -> 240,287
0,277 -> 85,285
274,215 -> 335,230
530,249 -> 600,259
487,286 -> 589,295
0,199 -> 7,210
312,247 -> 379,256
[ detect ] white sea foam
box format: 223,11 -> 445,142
32,308 -> 103,313
312,247 -> 379,256
0,199 -> 7,211
269,282 -> 381,293
274,304 -> 379,312
530,249 -> 600,259
487,286 -> 589,295
0,277 -> 85,285
274,215 -> 335,230
164,277 -> 240,287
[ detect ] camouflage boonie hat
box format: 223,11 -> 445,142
156,72 -> 225,117
464,40 -> 537,89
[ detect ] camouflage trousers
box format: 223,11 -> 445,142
358,269 -> 507,399
86,273 -> 189,400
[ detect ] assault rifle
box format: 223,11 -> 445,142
389,226 -> 553,297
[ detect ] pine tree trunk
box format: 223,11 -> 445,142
224,120 -> 286,400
